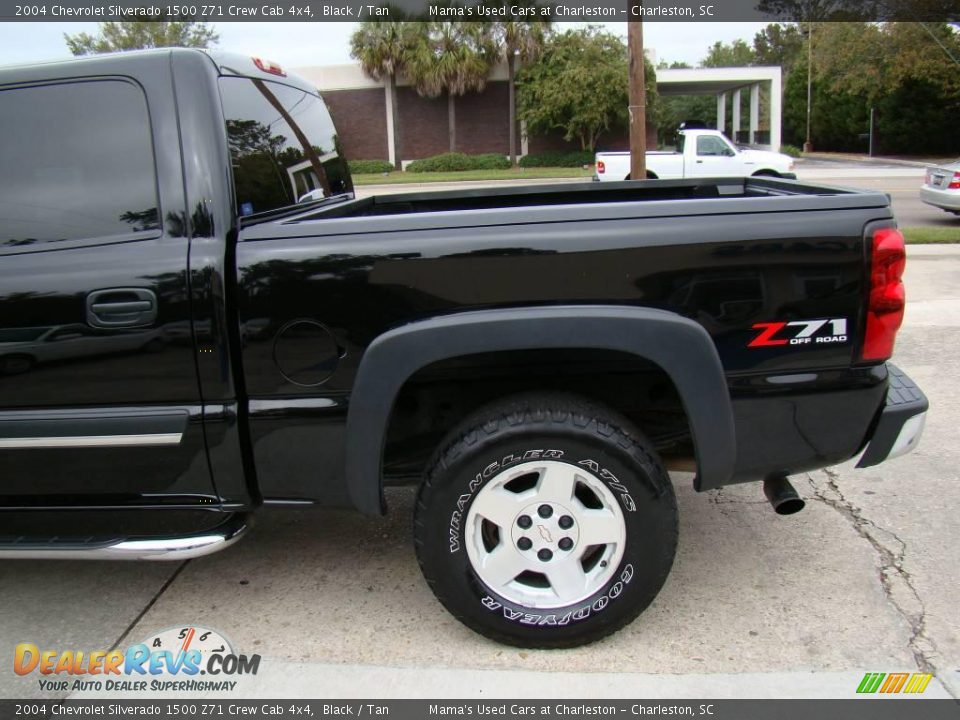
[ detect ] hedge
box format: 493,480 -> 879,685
779,144 -> 803,158
406,152 -> 511,173
349,159 -> 395,174
519,150 -> 594,168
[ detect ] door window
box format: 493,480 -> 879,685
218,77 -> 352,217
0,80 -> 160,250
696,136 -> 734,157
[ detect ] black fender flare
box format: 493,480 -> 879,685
345,305 -> 736,515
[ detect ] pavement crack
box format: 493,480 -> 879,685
806,468 -> 949,695
110,561 -> 190,652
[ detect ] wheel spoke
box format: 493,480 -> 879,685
470,487 -> 526,528
535,464 -> 578,505
479,545 -> 528,588
577,508 -> 622,547
545,559 -> 589,602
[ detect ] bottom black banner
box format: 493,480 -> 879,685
2,699 -> 958,720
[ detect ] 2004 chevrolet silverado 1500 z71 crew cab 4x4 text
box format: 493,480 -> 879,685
0,50 -> 928,648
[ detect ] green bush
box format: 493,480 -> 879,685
349,159 -> 395,174
779,144 -> 803,158
406,152 -> 510,173
519,150 -> 594,168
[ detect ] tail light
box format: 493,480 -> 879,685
596,160 -> 605,174
253,57 -> 286,77
949,171 -> 960,189
861,227 -> 906,362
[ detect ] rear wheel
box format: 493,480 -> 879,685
752,170 -> 781,178
414,393 -> 678,648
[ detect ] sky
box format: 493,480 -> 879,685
0,21 -> 771,69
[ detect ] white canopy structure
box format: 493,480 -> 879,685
657,66 -> 783,151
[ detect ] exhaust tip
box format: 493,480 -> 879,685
763,476 -> 805,515
772,496 -> 806,515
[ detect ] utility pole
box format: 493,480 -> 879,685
628,7 -> 646,181
804,20 -> 813,153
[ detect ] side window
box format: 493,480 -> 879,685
696,136 -> 731,157
218,77 -> 352,217
0,80 -> 160,250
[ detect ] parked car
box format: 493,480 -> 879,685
0,49 -> 926,648
595,129 -> 796,181
920,161 -> 960,215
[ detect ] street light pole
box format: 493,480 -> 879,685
628,9 -> 647,180
804,20 -> 813,153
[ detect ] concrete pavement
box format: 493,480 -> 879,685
2,249 -> 958,702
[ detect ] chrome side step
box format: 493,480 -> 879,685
0,514 -> 249,561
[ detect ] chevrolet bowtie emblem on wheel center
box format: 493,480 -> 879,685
537,525 -> 553,544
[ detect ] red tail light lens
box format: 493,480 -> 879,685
949,171 -> 960,190
597,160 -> 605,174
861,228 -> 906,362
253,57 -> 286,77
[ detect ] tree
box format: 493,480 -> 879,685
700,39 -> 756,67
65,21 -> 218,56
350,20 -> 416,170
516,27 -> 658,152
782,21 -> 960,154
494,18 -> 551,166
406,21 -> 497,153
753,23 -> 805,75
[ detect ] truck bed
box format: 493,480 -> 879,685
243,177 -> 890,233
236,175 -> 895,503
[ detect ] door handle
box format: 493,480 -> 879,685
86,288 -> 157,328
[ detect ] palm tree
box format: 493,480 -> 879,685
350,20 -> 415,170
406,21 -> 497,153
496,19 -> 551,166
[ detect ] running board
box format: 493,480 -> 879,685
0,514 -> 249,561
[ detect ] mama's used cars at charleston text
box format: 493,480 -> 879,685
0,50 -> 927,647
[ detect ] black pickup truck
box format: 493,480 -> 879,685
0,49 -> 928,647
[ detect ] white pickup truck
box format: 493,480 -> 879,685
595,129 -> 796,181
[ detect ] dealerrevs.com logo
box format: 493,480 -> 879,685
15,626 -> 260,693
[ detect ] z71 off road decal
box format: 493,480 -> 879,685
748,318 -> 848,348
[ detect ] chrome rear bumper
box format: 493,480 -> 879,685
856,364 -> 928,468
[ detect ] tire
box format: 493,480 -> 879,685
414,392 -> 678,648
752,170 -> 780,178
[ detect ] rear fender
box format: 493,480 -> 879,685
345,305 -> 736,515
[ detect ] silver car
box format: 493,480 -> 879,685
920,161 -> 960,215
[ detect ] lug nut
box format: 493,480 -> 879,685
558,537 -> 573,551
517,537 -> 532,551
517,515 -> 532,529
537,504 -> 553,519
537,548 -> 553,562
558,515 -> 574,529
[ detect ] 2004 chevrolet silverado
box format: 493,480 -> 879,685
0,50 -> 927,647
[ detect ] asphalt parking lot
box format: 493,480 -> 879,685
1,187 -> 958,702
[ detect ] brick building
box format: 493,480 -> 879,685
292,61 -> 656,166
292,62 -> 782,166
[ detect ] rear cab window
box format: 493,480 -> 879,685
218,76 -> 352,218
